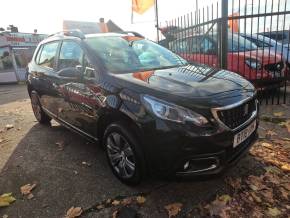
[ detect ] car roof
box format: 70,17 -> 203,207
40,32 -> 141,45
85,32 -> 127,38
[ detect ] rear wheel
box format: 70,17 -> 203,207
30,91 -> 51,124
103,122 -> 145,185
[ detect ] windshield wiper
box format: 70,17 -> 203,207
142,64 -> 188,71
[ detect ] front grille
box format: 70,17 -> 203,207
215,98 -> 256,129
264,61 -> 284,72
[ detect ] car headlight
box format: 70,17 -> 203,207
245,58 -> 262,70
142,95 -> 208,126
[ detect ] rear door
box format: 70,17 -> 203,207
32,41 -> 61,116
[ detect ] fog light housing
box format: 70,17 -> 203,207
178,157 -> 219,174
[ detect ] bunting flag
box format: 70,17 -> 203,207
131,0 -> 156,23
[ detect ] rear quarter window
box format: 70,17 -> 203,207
37,41 -> 59,69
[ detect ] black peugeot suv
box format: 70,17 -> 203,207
27,30 -> 259,185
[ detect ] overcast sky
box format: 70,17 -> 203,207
0,0 -> 289,40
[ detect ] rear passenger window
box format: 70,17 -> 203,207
38,42 -> 59,69
58,41 -> 83,69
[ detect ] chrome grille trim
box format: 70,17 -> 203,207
211,97 -> 258,131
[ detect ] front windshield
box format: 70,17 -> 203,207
228,34 -> 257,52
85,36 -> 187,73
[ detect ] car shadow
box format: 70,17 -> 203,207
0,122 -> 265,217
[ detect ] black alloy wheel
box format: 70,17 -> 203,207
30,91 -> 51,124
104,122 -> 145,185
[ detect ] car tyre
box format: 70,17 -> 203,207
30,91 -> 51,124
103,122 -> 145,185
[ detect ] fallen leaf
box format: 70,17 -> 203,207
164,203 -> 183,218
265,130 -> 277,139
111,200 -> 120,206
56,141 -> 65,150
112,210 -> 118,218
0,193 -> 16,207
273,112 -> 284,117
20,183 -> 36,195
281,183 -> 290,191
265,166 -> 282,175
5,124 -> 14,130
218,195 -> 232,203
246,175 -> 267,191
96,204 -> 104,210
205,194 -> 233,217
136,196 -> 146,204
267,207 -> 281,217
249,184 -> 259,191
58,108 -> 64,113
281,164 -> 290,171
261,189 -> 274,203
121,197 -> 133,206
284,120 -> 290,133
282,137 -> 290,141
250,192 -> 262,203
251,208 -> 264,218
279,187 -> 289,200
278,122 -> 287,127
81,161 -> 91,167
261,142 -> 273,148
226,177 -> 242,190
27,193 -> 34,200
264,172 -> 280,185
65,207 -> 82,218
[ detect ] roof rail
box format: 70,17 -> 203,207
49,29 -> 85,39
120,31 -> 145,38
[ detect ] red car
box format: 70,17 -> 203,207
169,33 -> 285,86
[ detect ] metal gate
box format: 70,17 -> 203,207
159,0 -> 290,104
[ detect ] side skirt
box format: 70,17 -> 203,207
42,108 -> 99,143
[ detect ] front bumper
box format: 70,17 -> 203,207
175,131 -> 258,176
140,117 -> 259,177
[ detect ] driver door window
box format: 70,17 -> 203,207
58,41 -> 83,70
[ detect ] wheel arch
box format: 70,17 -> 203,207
27,83 -> 34,97
97,109 -> 143,146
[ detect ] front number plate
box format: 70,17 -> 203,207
233,120 -> 256,148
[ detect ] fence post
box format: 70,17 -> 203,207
219,0 -> 228,69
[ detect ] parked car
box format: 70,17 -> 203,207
259,30 -> 290,44
27,30 -> 259,185
241,33 -> 290,67
169,33 -> 285,86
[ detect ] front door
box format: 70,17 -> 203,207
56,40 -> 102,137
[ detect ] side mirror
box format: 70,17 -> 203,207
58,66 -> 82,78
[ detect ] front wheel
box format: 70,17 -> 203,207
30,91 -> 51,124
103,122 -> 145,185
